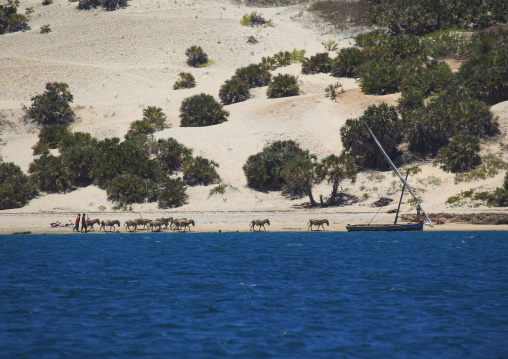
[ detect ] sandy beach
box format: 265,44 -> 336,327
1,0 -> 507,235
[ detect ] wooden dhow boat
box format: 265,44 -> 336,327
346,121 -> 433,232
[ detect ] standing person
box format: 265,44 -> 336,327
74,213 -> 80,232
81,213 -> 87,233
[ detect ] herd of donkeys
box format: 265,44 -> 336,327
80,218 -> 330,233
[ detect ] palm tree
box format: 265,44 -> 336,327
316,153 -> 357,205
28,154 -> 72,193
24,82 -> 76,126
157,177 -> 189,208
142,106 -> 168,131
219,77 -> 250,105
153,138 -> 193,174
267,74 -> 299,98
182,156 -> 220,186
281,155 -> 318,206
180,93 -> 229,127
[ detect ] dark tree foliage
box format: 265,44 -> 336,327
28,154 -> 73,193
354,29 -> 387,47
157,177 -> 189,208
219,76 -> 251,105
403,84 -> 499,156
106,174 -> 157,206
173,72 -> 196,90
280,155 -> 318,206
127,120 -> 155,136
153,138 -> 193,175
315,152 -> 357,206
90,137 -> 160,188
436,135 -> 481,173
0,0 -> 30,35
358,34 -> 426,94
301,52 -> 332,75
0,162 -> 38,209
142,106 -> 168,131
364,0 -> 507,35
59,131 -> 97,152
102,0 -> 128,11
266,74 -> 299,98
183,156 -> 220,186
77,0 -> 101,10
234,64 -> 271,88
77,0 -> 127,11
331,47 -> 365,78
185,45 -> 209,67
398,60 -> 453,111
60,143 -> 97,186
340,103 -> 402,169
33,125 -> 71,155
273,51 -> 292,67
457,38 -> 508,105
180,93 -> 229,127
243,140 -> 310,190
25,82 -> 76,126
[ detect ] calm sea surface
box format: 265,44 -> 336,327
0,231 -> 507,358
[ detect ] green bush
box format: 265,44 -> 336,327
219,77 -> 251,105
180,93 -> 229,127
102,0 -> 128,11
142,106 -> 168,131
40,25 -> 51,33
240,11 -> 268,26
280,155 -> 318,205
157,177 -> 188,208
421,29 -> 471,58
301,52 -> 332,74
77,0 -> 101,10
234,64 -> 271,88
315,152 -> 357,205
359,61 -> 405,94
267,74 -> 299,98
76,0 -> 127,10
457,42 -> 508,105
24,82 -> 76,126
354,30 -> 387,47
58,131 -> 97,151
0,0 -> 30,34
309,0 -> 369,29
340,103 -> 402,169
173,72 -> 196,90
243,140 -> 310,190
153,138 -> 193,174
273,51 -> 292,67
28,154 -> 73,193
127,120 -> 155,136
0,162 -> 38,209
106,173 -> 157,206
60,143 -> 97,186
34,125 -> 71,154
331,47 -> 365,78
185,45 -> 209,67
398,60 -> 453,110
183,156 -> 220,186
90,137 -> 159,188
436,135 -> 481,173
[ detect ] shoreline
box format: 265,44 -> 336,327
1,211 -> 507,235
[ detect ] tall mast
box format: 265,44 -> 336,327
362,120 -> 433,226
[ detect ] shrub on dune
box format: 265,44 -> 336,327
157,177 -> 188,209
0,162 -> 38,209
24,82 -> 76,126
28,154 -> 73,193
183,156 -> 220,186
266,74 -> 299,98
179,93 -> 229,127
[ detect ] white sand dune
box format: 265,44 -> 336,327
1,0 -> 507,233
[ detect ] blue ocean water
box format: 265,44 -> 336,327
0,231 -> 507,358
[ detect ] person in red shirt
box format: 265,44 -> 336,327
74,214 -> 80,232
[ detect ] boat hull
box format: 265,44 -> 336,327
345,223 -> 424,232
